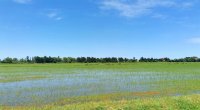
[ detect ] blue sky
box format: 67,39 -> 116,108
0,0 -> 200,59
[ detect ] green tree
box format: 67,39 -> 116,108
2,57 -> 13,63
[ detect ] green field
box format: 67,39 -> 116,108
0,63 -> 200,110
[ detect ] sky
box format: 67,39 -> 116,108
0,0 -> 200,59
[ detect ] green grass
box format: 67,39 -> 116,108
0,62 -> 200,83
0,63 -> 200,110
1,94 -> 200,110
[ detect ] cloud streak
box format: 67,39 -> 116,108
99,0 -> 195,18
46,9 -> 63,21
188,38 -> 200,44
13,0 -> 32,4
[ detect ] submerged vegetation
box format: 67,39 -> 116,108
0,63 -> 200,110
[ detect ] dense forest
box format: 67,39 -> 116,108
0,56 -> 199,64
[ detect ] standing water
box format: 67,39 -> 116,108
0,70 -> 199,106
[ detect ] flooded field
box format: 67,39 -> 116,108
0,63 -> 200,109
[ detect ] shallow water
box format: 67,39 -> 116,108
0,70 -> 199,106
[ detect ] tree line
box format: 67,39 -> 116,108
139,57 -> 200,62
0,56 -> 199,64
0,56 -> 137,63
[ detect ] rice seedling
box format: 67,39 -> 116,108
0,63 -> 199,109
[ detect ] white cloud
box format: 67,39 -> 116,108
47,12 -> 58,18
13,0 -> 32,4
188,38 -> 200,44
180,2 -> 194,8
99,0 -> 195,18
46,9 -> 63,21
55,17 -> 63,21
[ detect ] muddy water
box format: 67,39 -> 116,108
0,70 -> 199,106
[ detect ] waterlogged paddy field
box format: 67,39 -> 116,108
0,63 -> 200,110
